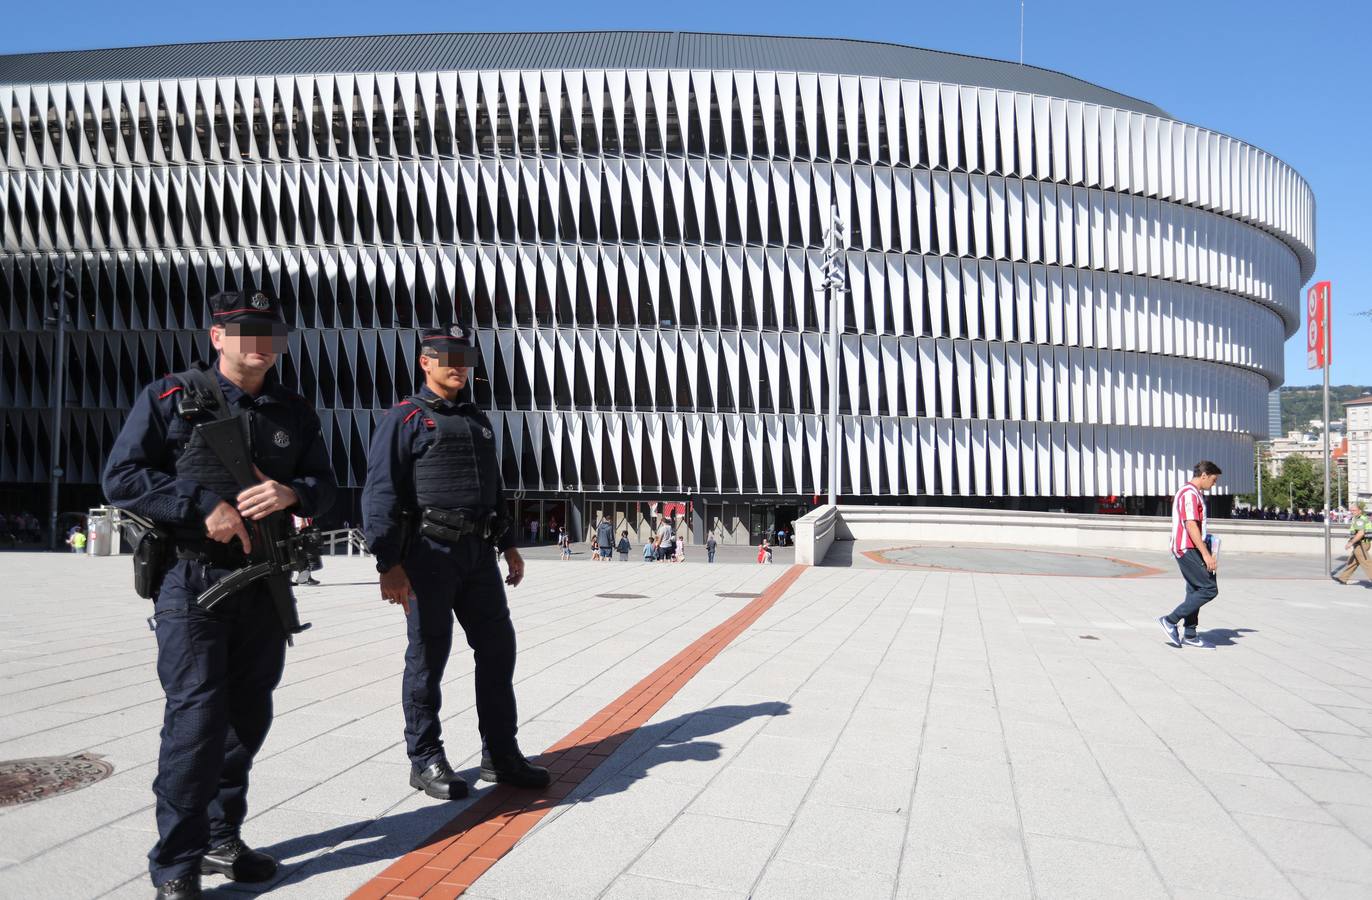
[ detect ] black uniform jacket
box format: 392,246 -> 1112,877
102,362 -> 337,530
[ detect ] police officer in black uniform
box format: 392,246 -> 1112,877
103,290 -> 337,899
362,325 -> 549,800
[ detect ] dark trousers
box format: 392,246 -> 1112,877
1167,549 -> 1218,637
403,535 -> 519,767
149,560 -> 286,884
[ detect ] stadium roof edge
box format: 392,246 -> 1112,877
0,30 -> 1168,117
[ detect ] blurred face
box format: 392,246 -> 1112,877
212,321 -> 288,372
1198,472 -> 1220,490
420,348 -> 477,393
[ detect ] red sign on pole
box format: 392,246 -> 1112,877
1307,281 -> 1332,370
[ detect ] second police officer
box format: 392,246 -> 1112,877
103,290 -> 337,900
362,325 -> 550,800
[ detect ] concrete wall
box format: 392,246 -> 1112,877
793,505 -> 840,565
794,505 -> 1337,564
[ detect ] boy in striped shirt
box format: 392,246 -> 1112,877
1159,461 -> 1222,648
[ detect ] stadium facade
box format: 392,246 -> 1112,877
0,32 -> 1315,542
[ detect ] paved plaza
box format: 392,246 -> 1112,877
2,544 -> 1372,899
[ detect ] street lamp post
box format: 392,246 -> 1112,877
46,257 -> 74,552
820,205 -> 846,507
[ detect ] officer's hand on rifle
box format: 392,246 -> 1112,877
205,501 -> 253,554
503,548 -> 525,588
236,466 -> 300,521
379,564 -> 414,614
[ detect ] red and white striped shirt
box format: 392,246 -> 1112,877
1170,482 -> 1207,558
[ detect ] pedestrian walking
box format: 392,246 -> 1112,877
616,530 -> 631,561
656,518 -> 673,560
1334,502 -> 1372,585
528,519 -> 539,545
69,529 -> 87,554
1158,461 -> 1222,649
102,289 -> 338,898
643,538 -> 657,562
706,531 -> 717,563
361,324 -> 548,812
596,516 -> 614,561
558,527 -> 571,560
589,535 -> 601,561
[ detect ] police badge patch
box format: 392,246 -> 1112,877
273,430 -> 291,448
250,292 -> 271,311
482,427 -> 493,439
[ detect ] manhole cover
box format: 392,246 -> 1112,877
716,592 -> 762,599
596,593 -> 648,600
0,753 -> 113,807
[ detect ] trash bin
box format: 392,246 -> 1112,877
87,509 -> 113,556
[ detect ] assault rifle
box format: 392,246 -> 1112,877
192,415 -> 317,644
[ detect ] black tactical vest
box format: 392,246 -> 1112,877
168,364 -> 309,520
410,395 -> 500,511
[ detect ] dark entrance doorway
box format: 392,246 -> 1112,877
516,498 -> 567,545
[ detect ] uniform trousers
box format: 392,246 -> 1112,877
402,535 -> 519,767
148,560 -> 286,883
1336,543 -> 1372,583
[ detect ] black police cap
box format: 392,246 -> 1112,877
419,324 -> 478,354
209,289 -> 288,328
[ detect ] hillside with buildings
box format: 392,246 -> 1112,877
1279,385 -> 1372,434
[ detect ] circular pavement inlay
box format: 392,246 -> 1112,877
596,593 -> 648,600
868,545 -> 1159,578
0,753 -> 114,807
716,592 -> 763,599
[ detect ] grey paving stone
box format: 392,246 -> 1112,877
1203,771 -> 1340,825
752,857 -> 896,899
1133,819 -> 1301,899
1024,833 -> 1169,900
913,750 -> 1016,804
774,802 -> 907,874
1015,784 -> 1141,848
906,793 -> 1022,854
592,874 -> 747,900
628,813 -> 785,893
1233,812 -> 1372,884
279,759 -> 413,819
806,761 -> 916,813
687,765 -> 814,825
1270,763 -> 1372,806
895,845 -> 1031,900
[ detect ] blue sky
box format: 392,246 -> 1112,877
4,0 -> 1366,387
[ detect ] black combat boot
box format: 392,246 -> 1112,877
410,759 -> 469,800
200,837 -> 278,882
480,746 -> 551,789
153,874 -> 202,898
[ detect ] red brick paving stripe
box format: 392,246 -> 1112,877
350,564 -> 806,899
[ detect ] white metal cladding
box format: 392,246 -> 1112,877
0,65 -> 1314,496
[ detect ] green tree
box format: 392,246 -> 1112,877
1271,455 -> 1323,511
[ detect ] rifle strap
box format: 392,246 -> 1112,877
175,361 -> 236,424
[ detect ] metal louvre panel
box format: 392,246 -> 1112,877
2,61 -> 1310,498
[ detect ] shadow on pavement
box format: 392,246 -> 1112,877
228,700 -> 789,893
1201,628 -> 1257,647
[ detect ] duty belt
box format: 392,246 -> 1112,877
419,507 -> 501,545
